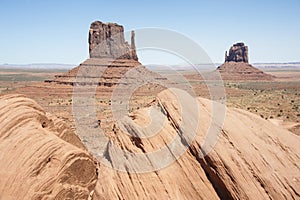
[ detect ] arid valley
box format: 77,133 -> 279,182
1,61 -> 299,136
0,22 -> 299,199
1,1 -> 300,199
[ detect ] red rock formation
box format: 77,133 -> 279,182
130,30 -> 138,61
217,61 -> 274,80
93,89 -> 300,199
218,42 -> 273,80
89,21 -> 138,61
0,94 -> 98,199
46,21 -> 165,86
2,21 -> 299,199
46,58 -> 164,86
0,91 -> 299,199
225,42 -> 248,63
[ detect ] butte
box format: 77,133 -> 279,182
217,42 -> 274,80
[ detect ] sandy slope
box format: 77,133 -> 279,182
0,94 -> 98,199
94,89 -> 300,199
0,91 -> 299,199
217,62 -> 274,80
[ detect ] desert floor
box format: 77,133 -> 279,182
0,67 -> 299,136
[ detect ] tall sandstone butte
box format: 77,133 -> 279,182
225,42 -> 248,63
218,42 -> 273,80
46,20 -> 164,86
88,21 -> 138,61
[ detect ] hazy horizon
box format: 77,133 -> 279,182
1,62 -> 300,71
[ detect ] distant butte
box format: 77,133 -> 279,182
225,42 -> 248,63
217,42 -> 273,80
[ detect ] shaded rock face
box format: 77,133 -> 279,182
89,21 -> 138,61
225,42 -> 248,63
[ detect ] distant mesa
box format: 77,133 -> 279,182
217,42 -> 273,80
89,21 -> 138,61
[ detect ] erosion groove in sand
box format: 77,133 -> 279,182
0,94 -> 98,199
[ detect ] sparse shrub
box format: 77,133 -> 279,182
280,109 -> 283,113
291,100 -> 294,103
270,116 -> 274,119
277,114 -> 281,117
260,114 -> 264,118
286,116 -> 289,119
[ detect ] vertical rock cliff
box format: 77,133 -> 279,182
225,42 -> 248,63
88,21 -> 138,61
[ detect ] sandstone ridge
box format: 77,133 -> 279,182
0,90 -> 299,199
0,94 -> 98,199
92,89 -> 300,199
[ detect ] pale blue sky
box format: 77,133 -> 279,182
0,0 -> 299,65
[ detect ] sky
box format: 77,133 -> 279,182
0,0 -> 299,65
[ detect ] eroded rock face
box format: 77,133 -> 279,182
1,90 -> 299,199
93,89 -> 300,199
46,21 -> 165,87
0,94 -> 98,199
225,42 -> 248,63
89,21 -> 138,61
